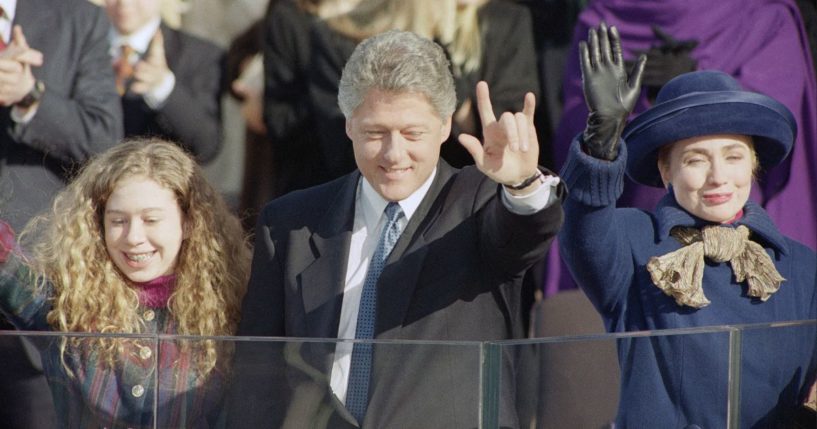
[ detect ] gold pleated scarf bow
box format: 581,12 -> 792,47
646,225 -> 785,308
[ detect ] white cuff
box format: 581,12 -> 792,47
501,174 -> 561,215
10,104 -> 39,124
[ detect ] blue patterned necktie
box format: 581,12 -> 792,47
346,202 -> 404,423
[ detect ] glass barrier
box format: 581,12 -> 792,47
0,320 -> 814,429
498,320 -> 817,429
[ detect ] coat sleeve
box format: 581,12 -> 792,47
11,3 -> 123,164
0,255 -> 51,331
478,168 -> 564,280
557,136 -> 636,316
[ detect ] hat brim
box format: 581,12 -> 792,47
622,91 -> 796,187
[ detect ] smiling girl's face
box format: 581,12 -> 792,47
658,134 -> 756,223
104,176 -> 185,283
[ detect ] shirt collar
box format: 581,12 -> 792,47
655,191 -> 790,255
109,17 -> 162,55
0,0 -> 16,20
359,168 -> 437,227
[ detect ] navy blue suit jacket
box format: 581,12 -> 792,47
231,162 -> 564,428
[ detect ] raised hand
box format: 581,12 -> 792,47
131,30 -> 172,95
579,22 -> 646,160
458,81 -> 540,193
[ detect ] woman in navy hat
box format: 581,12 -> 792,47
559,23 -> 816,427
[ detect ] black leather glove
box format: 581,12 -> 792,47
579,23 -> 646,161
628,26 -> 698,101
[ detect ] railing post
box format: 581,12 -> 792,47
480,341 -> 501,429
726,327 -> 742,429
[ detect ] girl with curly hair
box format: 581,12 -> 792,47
0,138 -> 251,428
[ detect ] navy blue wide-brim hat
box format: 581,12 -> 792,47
622,70 -> 796,187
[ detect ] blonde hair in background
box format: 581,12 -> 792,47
318,0 -> 485,76
20,138 -> 251,377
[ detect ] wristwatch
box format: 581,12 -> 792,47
16,80 -> 45,109
505,170 -> 545,191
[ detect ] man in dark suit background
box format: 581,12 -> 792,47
0,0 -> 123,427
231,30 -> 563,428
105,0 -> 223,164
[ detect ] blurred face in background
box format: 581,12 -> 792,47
105,0 -> 162,36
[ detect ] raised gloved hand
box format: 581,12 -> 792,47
632,26 -> 698,101
579,23 -> 646,161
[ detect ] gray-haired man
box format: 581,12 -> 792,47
232,30 -> 563,428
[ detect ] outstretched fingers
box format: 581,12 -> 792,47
588,27 -> 600,70
458,133 -> 484,166
523,91 -> 536,122
579,40 -> 592,78
599,22 -> 612,65
474,81 -> 496,126
629,53 -> 648,91
499,112 -> 519,152
520,92 -> 536,152
610,25 -> 624,66
515,112 -> 530,152
146,31 -> 166,64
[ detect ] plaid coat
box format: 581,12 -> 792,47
0,256 -> 227,428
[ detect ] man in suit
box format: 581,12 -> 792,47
232,30 -> 563,428
0,0 -> 123,426
105,0 -> 223,163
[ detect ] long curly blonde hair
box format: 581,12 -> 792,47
21,138 -> 251,376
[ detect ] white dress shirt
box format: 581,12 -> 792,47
330,168 -> 560,403
0,0 -> 15,45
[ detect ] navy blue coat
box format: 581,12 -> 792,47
559,138 -> 817,428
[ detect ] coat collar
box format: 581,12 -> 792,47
296,160 -> 456,338
299,161 -> 458,338
654,191 -> 790,256
299,172 -> 359,339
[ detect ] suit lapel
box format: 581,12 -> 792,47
299,173 -> 359,338
375,162 -> 455,335
158,23 -> 180,71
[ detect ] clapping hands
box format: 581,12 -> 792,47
130,31 -> 173,95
